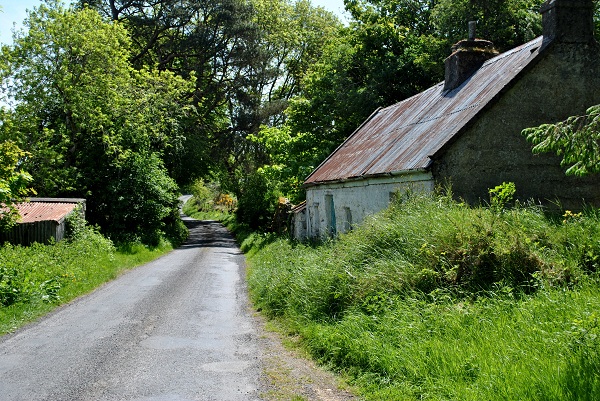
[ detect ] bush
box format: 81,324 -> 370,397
93,152 -> 185,246
0,226 -> 114,307
189,179 -> 237,213
236,170 -> 281,230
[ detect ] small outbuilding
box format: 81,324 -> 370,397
0,198 -> 86,246
298,0 -> 600,239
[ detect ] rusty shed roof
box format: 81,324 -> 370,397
304,36 -> 545,186
12,199 -> 83,224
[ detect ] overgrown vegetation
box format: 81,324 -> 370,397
248,190 -> 600,400
0,224 -> 173,335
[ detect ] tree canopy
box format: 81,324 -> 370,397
0,140 -> 35,231
0,2 -> 192,243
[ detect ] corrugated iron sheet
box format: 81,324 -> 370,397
15,202 -> 78,223
305,36 -> 545,185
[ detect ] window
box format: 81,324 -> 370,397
344,207 -> 353,232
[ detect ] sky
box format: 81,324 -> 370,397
0,0 -> 348,45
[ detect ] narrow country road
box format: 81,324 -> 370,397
0,210 -> 264,400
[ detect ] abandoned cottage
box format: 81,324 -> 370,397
294,0 -> 600,240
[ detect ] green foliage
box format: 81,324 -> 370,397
236,170 -> 282,230
64,205 -> 87,241
248,125 -> 316,203
1,3 -> 192,244
0,140 -> 35,230
79,0 -> 340,189
190,179 -> 216,211
0,226 -> 114,307
248,192 -> 600,399
488,181 -> 516,211
555,312 -> 600,400
97,152 -> 185,245
523,104 -> 600,176
186,178 -> 237,216
431,0 -> 544,51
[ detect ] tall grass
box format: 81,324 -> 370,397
248,192 -> 600,400
0,227 -> 172,335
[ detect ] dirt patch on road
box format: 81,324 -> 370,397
255,316 -> 360,401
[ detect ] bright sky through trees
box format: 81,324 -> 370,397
0,0 -> 348,45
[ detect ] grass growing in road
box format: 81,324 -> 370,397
248,191 -> 600,400
0,227 -> 173,335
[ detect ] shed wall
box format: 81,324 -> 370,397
0,221 -> 63,246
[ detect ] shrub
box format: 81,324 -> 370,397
0,226 -> 114,307
236,170 -> 281,230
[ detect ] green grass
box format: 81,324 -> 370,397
247,192 -> 600,400
0,227 -> 173,335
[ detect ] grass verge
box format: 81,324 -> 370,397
0,227 -> 173,335
247,191 -> 600,400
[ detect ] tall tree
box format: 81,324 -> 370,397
76,0 -> 265,185
77,0 -> 341,190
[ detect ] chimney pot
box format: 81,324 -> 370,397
468,21 -> 477,41
444,37 -> 498,92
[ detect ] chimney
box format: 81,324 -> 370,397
541,0 -> 596,44
444,22 -> 498,92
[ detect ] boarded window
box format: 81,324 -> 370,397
343,207 -> 353,232
312,203 -> 320,236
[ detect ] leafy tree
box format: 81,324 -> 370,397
236,169 -> 282,229
78,0 -> 341,191
0,140 -> 35,230
248,125 -> 315,203
431,0 -> 544,52
523,105 -> 600,176
251,0 -> 342,125
77,0 -> 266,186
0,2 -> 192,243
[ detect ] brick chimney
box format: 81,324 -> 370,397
443,22 -> 498,92
541,0 -> 596,44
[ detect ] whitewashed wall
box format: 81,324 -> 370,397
301,170 -> 434,239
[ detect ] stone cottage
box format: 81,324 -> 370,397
295,0 -> 600,239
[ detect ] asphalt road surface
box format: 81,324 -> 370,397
0,214 -> 264,400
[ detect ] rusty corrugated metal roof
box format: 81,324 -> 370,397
305,36 -> 545,186
14,202 -> 78,224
